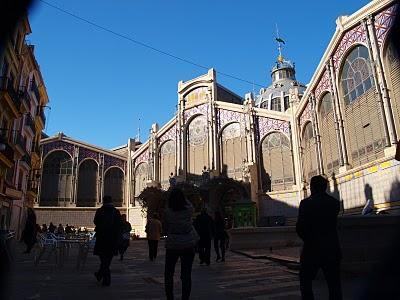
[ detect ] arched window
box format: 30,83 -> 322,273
104,167 -> 124,207
384,42 -> 400,138
134,162 -> 148,197
284,96 -> 290,111
187,115 -> 208,184
319,93 -> 340,176
260,132 -> 294,191
271,97 -> 282,111
159,140 -> 176,190
340,45 -> 385,167
77,159 -> 98,207
301,122 -> 318,182
40,151 -> 72,206
220,122 -> 246,179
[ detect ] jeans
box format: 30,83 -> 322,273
198,238 -> 211,264
98,254 -> 113,285
214,238 -> 225,259
148,240 -> 159,261
299,259 -> 342,300
165,248 -> 195,300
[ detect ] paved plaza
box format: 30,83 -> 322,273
6,240 -> 366,300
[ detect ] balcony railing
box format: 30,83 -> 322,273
0,140 -> 15,164
31,83 -> 40,101
0,76 -> 21,110
24,114 -> 35,133
12,133 -> 26,153
31,141 -> 40,154
37,109 -> 46,126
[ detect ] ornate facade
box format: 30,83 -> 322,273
37,0 -> 400,236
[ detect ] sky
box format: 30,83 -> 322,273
28,0 -> 370,149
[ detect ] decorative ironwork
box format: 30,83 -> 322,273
78,147 -> 99,163
160,140 -> 176,155
188,115 -> 208,146
104,155 -> 125,171
221,122 -> 242,141
333,24 -> 367,71
42,140 -> 74,158
375,4 -> 398,49
314,69 -> 331,100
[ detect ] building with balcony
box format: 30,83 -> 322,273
0,14 -> 49,237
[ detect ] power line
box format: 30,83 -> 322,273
38,0 -> 264,88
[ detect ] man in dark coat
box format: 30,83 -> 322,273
21,208 -> 37,253
193,208 -> 214,266
296,175 -> 342,300
93,196 -> 123,286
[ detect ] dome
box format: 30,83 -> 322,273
255,54 -> 306,111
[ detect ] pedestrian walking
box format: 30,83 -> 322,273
119,214 -> 132,261
296,175 -> 343,300
164,188 -> 198,300
93,195 -> 123,286
21,208 -> 37,254
193,208 -> 214,265
145,212 -> 162,261
213,211 -> 228,262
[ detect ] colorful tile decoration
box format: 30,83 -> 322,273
104,155 -> 125,171
332,23 -> 367,71
159,123 -> 177,144
374,4 -> 398,49
78,147 -> 99,162
135,149 -> 149,166
184,103 -> 209,122
217,108 -> 246,131
299,101 -> 312,129
314,69 -> 331,101
257,116 -> 290,142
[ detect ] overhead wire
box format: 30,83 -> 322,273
38,0 -> 264,88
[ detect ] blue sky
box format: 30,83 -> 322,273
28,0 -> 370,149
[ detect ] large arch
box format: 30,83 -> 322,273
339,44 -> 386,167
219,122 -> 246,179
260,131 -> 294,191
383,38 -> 400,138
301,122 -> 318,183
318,92 -> 340,176
134,162 -> 148,198
159,140 -> 176,189
40,150 -> 73,207
76,159 -> 98,207
104,167 -> 124,207
186,114 -> 209,184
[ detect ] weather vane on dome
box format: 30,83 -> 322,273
275,24 -> 285,63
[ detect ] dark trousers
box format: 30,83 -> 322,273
198,237 -> 211,264
148,240 -> 159,261
98,254 -> 113,284
299,259 -> 342,300
214,238 -> 225,259
165,248 -> 195,300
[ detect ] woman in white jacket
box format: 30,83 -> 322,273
164,188 -> 198,300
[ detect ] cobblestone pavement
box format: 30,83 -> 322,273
7,240 -> 363,300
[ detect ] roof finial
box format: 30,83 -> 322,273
275,24 -> 285,63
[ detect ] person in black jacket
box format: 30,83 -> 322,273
93,195 -> 123,286
21,208 -> 37,254
194,208 -> 214,266
296,175 -> 342,300
214,211 -> 228,262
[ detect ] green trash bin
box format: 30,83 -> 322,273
232,203 -> 256,228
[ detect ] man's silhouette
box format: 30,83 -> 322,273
296,175 -> 342,300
